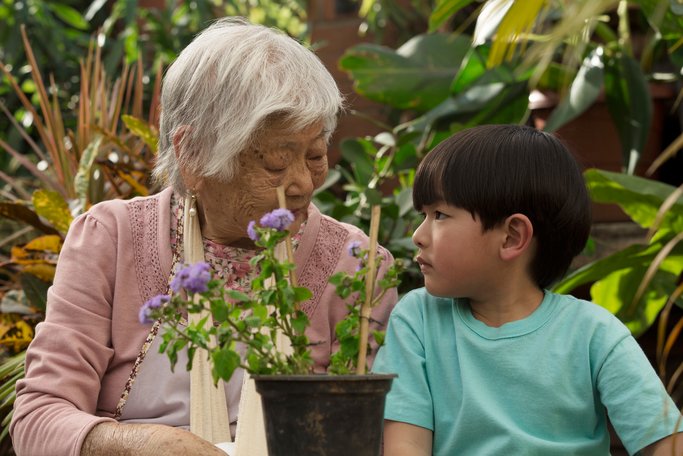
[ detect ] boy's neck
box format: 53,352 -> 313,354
467,284 -> 545,328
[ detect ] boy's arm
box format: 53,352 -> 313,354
383,420 -> 432,456
639,433 -> 683,456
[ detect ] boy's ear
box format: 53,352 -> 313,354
499,213 -> 534,261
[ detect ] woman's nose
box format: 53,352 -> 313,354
285,159 -> 314,197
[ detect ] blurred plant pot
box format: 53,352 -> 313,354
253,373 -> 395,456
529,84 -> 676,222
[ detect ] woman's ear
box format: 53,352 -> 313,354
499,213 -> 534,261
173,126 -> 201,190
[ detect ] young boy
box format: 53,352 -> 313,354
373,125 -> 682,455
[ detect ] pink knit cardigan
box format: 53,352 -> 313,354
10,187 -> 398,456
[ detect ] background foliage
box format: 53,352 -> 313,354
1,0 -> 682,452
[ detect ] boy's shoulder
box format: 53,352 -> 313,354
546,291 -> 631,342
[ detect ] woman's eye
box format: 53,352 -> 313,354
266,167 -> 286,174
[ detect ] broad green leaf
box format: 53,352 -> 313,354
638,0 -> 683,38
604,54 -> 652,174
19,273 -> 50,312
584,169 -> 683,230
48,3 -> 89,30
340,139 -> 375,183
429,0 -> 478,31
122,115 -> 158,153
32,190 -> 73,234
340,34 -> 471,112
554,241 -> 666,294
0,201 -> 60,235
451,44 -> 492,94
544,48 -> 605,132
74,135 -> 103,210
211,347 -> 241,382
403,80 -> 528,134
396,187 -> 413,217
590,266 -> 678,337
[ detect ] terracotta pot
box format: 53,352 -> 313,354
253,373 -> 395,456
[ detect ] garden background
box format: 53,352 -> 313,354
1,0 -> 682,454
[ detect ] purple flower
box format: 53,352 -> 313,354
139,294 -> 169,324
259,208 -> 294,232
171,262 -> 211,293
247,220 -> 259,242
347,240 -> 363,258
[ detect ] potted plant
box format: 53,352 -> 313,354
140,203 -> 404,456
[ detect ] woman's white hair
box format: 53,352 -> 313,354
153,17 -> 343,191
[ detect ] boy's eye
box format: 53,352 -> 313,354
434,211 -> 447,220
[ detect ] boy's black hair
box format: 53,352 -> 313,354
413,124 -> 591,289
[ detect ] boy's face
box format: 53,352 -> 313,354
412,201 -> 503,300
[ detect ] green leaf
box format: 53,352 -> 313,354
48,3 -> 89,30
340,34 -> 471,112
32,190 -> 73,234
603,53 -> 652,174
544,48 -> 605,133
396,187 -> 414,217
74,135 -> 103,210
590,266 -> 677,337
429,0 -> 477,32
212,347 -> 241,382
292,286 -> 312,302
19,273 -> 50,312
340,139 -> 375,183
122,115 -> 158,153
210,299 -> 228,322
291,312 -> 309,334
584,169 -> 683,230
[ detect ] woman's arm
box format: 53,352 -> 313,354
383,420 -> 432,456
81,422 -> 226,456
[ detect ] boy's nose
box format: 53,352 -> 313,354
412,220 -> 427,248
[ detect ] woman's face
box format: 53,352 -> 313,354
195,120 -> 329,247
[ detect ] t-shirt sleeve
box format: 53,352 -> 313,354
372,292 -> 434,431
596,334 -> 682,454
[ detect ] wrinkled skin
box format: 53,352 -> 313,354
188,120 -> 329,248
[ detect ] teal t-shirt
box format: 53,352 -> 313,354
373,289 -> 681,455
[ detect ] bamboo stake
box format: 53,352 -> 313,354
276,186 -> 297,286
356,205 -> 381,375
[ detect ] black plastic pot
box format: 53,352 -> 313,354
252,374 -> 395,456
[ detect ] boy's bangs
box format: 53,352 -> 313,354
413,154 -> 446,210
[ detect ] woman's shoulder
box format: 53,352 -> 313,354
312,205 -> 392,257
85,187 -> 172,220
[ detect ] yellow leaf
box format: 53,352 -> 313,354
0,320 -> 34,352
117,170 -> 149,196
24,234 -> 62,253
22,264 -> 56,282
32,189 -> 73,234
122,115 -> 158,153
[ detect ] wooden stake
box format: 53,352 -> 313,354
356,205 -> 381,375
276,186 -> 297,286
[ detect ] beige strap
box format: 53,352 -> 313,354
234,242 -> 292,455
184,194 -> 232,444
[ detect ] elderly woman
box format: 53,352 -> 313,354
10,18 -> 397,456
